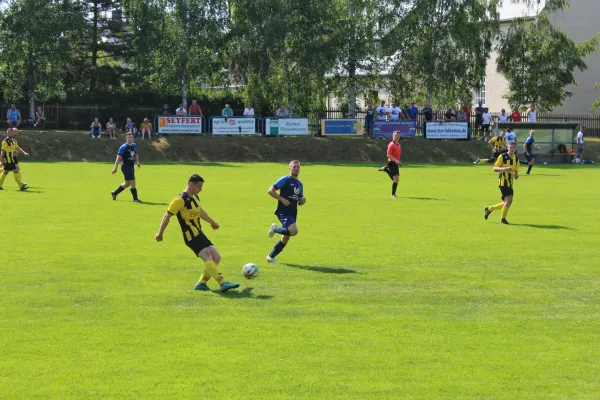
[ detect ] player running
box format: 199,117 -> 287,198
0,128 -> 29,191
111,132 -> 142,202
522,130 -> 540,174
474,130 -> 506,164
378,131 -> 402,197
484,141 -> 520,225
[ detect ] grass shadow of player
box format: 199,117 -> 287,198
136,201 -> 169,206
282,263 -> 360,274
18,187 -> 44,194
399,196 -> 445,201
512,223 -> 574,230
213,287 -> 273,300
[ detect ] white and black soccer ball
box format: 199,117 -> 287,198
574,157 -> 581,164
242,263 -> 259,279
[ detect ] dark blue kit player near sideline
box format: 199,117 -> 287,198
111,132 -> 142,203
266,160 -> 306,264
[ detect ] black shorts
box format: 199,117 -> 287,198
2,162 -> 18,171
480,124 -> 490,132
186,232 -> 213,256
524,152 -> 533,162
499,186 -> 514,200
121,165 -> 135,181
387,161 -> 399,176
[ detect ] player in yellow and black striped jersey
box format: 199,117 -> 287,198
155,174 -> 239,292
474,130 -> 506,164
484,141 -> 520,224
0,128 -> 29,191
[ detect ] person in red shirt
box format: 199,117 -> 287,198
378,130 -> 402,197
188,99 -> 203,117
510,107 -> 521,122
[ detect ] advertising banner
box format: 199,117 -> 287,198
264,118 -> 309,136
425,121 -> 469,139
320,119 -> 364,135
212,117 -> 256,135
373,120 -> 416,138
158,116 -> 203,134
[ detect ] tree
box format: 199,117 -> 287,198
497,1 -> 599,111
0,0 -> 69,117
382,0 -> 499,108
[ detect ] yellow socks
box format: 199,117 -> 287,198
501,205 -> 509,220
203,260 -> 224,284
0,173 -> 6,187
13,171 -> 22,187
488,203 -> 503,211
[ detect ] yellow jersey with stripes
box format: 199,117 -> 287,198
495,152 -> 519,188
490,136 -> 506,153
167,192 -> 203,243
2,137 -> 19,164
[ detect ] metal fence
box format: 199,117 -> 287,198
1,103 -> 598,137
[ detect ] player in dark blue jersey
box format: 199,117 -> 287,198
266,160 -> 306,264
522,130 -> 540,174
111,132 -> 142,202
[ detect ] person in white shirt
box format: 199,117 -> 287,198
389,103 -> 403,121
573,126 -> 584,162
175,104 -> 187,116
498,109 -> 509,122
243,104 -> 255,117
375,101 -> 389,121
528,104 -> 537,122
505,127 -> 517,149
480,108 -> 492,136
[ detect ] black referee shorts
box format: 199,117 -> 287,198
387,161 -> 399,176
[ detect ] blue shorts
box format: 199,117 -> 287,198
9,120 -> 18,126
578,145 -> 584,153
277,213 -> 297,228
121,165 -> 135,181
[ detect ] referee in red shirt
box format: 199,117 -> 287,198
378,130 -> 402,197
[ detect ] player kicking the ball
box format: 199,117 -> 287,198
266,160 -> 306,264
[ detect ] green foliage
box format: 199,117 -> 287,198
383,0 -> 499,107
497,4 -> 599,111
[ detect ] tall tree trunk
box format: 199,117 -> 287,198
347,62 -> 357,118
90,1 -> 99,92
181,72 -> 188,109
27,45 -> 35,120
283,43 -> 292,114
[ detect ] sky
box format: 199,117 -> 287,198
499,0 -> 546,20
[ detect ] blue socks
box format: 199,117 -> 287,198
269,240 -> 286,258
274,227 -> 289,235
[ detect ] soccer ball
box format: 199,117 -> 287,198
242,263 -> 259,279
574,158 -> 581,164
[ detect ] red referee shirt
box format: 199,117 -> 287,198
387,141 -> 401,162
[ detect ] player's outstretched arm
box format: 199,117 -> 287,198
155,212 -> 172,241
200,209 -> 219,230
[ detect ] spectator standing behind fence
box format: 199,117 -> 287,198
222,104 -> 233,120
7,104 -> 21,128
481,108 -> 492,137
528,104 -> 537,122
460,104 -> 471,122
475,101 -> 485,134
376,101 -> 389,121
573,126 -> 584,163
406,101 -> 419,120
140,118 -> 153,140
160,104 -> 171,116
276,106 -> 289,118
389,103 -> 404,121
511,107 -> 521,122
365,104 -> 376,138
243,104 -> 255,117
33,106 -> 45,134
106,117 -> 117,139
444,108 -> 455,121
125,118 -> 137,136
498,109 -> 509,122
175,104 -> 187,116
90,118 -> 102,138
188,99 -> 203,117
422,104 -> 433,121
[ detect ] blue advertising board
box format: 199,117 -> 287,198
373,121 -> 416,138
321,119 -> 363,135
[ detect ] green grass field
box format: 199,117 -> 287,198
1,162 -> 599,399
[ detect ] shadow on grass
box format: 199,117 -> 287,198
282,263 -> 360,274
213,287 -> 273,300
512,223 -> 574,230
399,196 -> 445,201
137,201 -> 169,206
19,188 -> 44,194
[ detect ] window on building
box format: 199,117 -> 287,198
474,77 -> 486,105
